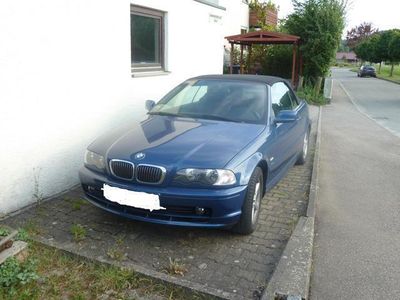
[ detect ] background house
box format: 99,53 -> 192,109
336,52 -> 358,64
0,0 -> 249,215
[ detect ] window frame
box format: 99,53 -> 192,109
193,0 -> 226,10
130,5 -> 165,74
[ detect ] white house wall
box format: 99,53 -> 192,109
222,0 -> 249,37
0,0 -> 248,214
221,0 -> 249,66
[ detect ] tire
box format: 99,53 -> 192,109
231,167 -> 263,235
296,130 -> 310,165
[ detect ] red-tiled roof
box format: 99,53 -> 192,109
336,52 -> 357,60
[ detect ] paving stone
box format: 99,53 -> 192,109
1,109 -> 319,299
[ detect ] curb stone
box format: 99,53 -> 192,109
261,106 -> 322,300
375,76 -> 400,86
262,217 -> 314,300
306,106 -> 322,219
0,241 -> 28,264
31,237 -> 244,300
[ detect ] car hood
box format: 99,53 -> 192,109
89,115 -> 265,169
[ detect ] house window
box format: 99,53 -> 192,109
193,0 -> 226,10
131,6 -> 164,73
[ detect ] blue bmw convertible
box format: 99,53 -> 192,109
79,75 -> 311,234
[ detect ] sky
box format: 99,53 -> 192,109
277,0 -> 400,35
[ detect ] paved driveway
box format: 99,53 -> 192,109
2,107 -> 318,299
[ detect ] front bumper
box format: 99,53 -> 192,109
79,167 -> 247,228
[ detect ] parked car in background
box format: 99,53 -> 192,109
79,75 -> 311,234
358,65 -> 377,77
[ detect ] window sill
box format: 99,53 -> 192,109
131,71 -> 171,78
193,0 -> 226,11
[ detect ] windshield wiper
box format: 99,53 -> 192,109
147,111 -> 181,117
148,111 -> 239,123
179,113 -> 239,123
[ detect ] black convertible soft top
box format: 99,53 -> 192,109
190,74 -> 286,86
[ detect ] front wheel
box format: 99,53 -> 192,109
296,130 -> 310,165
231,167 -> 263,235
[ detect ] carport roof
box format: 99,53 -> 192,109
225,31 -> 300,45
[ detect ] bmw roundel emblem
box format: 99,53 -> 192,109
135,152 -> 145,160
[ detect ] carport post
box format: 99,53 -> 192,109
230,43 -> 234,74
299,52 -> 303,76
248,44 -> 252,72
240,44 -> 244,74
291,43 -> 297,87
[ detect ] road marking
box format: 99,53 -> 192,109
337,80 -> 400,139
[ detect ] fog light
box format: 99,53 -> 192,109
195,207 -> 206,215
88,186 -> 96,192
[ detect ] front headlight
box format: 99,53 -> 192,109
175,168 -> 236,186
84,150 -> 105,171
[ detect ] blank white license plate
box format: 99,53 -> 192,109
102,184 -> 165,212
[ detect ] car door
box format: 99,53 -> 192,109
288,85 -> 308,151
268,82 -> 299,178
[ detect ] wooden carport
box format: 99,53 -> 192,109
225,31 -> 301,86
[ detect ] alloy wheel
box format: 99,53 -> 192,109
303,132 -> 309,161
251,181 -> 261,225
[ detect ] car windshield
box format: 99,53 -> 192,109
149,79 -> 268,124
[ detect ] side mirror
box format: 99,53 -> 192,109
145,100 -> 156,111
274,110 -> 297,124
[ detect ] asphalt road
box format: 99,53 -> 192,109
310,68 -> 400,299
334,68 -> 400,137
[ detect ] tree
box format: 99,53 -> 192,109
338,40 -> 350,52
354,39 -> 370,62
354,35 -> 380,64
375,30 -> 394,73
284,0 -> 346,80
346,22 -> 378,50
388,31 -> 400,76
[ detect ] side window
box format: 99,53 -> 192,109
271,82 -> 294,115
